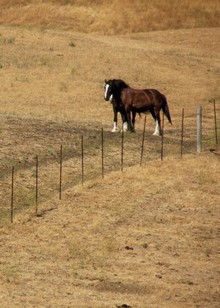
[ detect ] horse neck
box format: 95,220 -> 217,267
114,86 -> 128,102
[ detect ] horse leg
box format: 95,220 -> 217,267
151,109 -> 161,136
132,111 -> 136,132
121,112 -> 128,132
154,113 -> 162,136
112,105 -> 118,132
153,119 -> 161,136
125,108 -> 134,132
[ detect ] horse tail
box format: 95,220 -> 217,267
162,96 -> 172,125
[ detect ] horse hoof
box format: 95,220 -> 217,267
111,129 -> 118,133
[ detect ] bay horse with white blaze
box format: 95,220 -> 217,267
103,80 -> 131,132
104,79 -> 172,135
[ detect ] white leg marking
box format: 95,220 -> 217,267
153,120 -> 160,136
122,122 -> 128,132
111,121 -> 118,132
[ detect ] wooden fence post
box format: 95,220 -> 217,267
59,145 -> 63,200
181,108 -> 184,157
81,135 -> 84,185
161,113 -> 164,161
140,116 -> 146,166
213,99 -> 218,148
121,128 -> 124,172
36,156 -> 38,215
197,106 -> 202,153
11,166 -> 14,223
101,128 -> 104,178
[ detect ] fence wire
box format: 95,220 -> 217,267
0,103 -> 219,224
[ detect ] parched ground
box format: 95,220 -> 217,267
0,24 -> 220,307
0,154 -> 219,307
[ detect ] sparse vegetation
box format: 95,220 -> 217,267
0,1 -> 219,307
69,40 -> 76,47
0,35 -> 15,44
0,264 -> 19,283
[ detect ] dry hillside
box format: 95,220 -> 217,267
0,1 -> 220,307
0,154 -> 219,307
0,0 -> 219,34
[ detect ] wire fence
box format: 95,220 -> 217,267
0,102 -> 219,224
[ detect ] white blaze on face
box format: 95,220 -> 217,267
104,83 -> 110,100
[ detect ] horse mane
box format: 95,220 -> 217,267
113,79 -> 129,89
108,79 -> 129,102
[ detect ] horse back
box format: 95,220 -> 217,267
122,88 -> 164,111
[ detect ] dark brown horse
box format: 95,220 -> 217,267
104,81 -> 135,132
104,79 -> 172,135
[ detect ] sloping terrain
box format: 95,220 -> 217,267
0,5 -> 219,306
0,154 -> 219,307
0,26 -> 219,218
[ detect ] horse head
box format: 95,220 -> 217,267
104,79 -> 129,102
104,79 -> 114,102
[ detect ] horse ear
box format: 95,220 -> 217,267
105,79 -> 107,83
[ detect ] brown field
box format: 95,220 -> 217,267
0,0 -> 220,33
0,1 -> 220,307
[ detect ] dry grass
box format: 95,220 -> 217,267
0,25 -> 219,219
0,154 -> 219,307
0,26 -> 219,123
0,2 -> 220,306
0,0 -> 219,33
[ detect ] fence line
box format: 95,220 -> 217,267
0,103 -> 219,223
